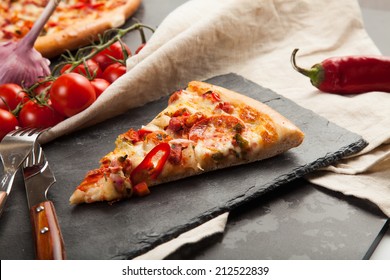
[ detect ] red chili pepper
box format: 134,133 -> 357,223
291,48 -> 390,94
130,143 -> 171,185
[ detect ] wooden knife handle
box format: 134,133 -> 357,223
30,201 -> 66,260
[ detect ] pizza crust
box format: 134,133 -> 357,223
34,0 -> 142,58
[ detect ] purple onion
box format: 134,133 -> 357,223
0,0 -> 60,87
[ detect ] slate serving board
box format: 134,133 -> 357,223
0,73 -> 367,260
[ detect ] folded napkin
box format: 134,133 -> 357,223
41,0 -> 390,258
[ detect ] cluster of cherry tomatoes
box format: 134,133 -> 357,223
0,41 -> 141,140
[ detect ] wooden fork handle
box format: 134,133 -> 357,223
30,201 -> 66,260
0,191 -> 7,217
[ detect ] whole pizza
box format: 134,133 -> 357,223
0,0 -> 142,58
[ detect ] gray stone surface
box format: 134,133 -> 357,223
0,73 -> 378,260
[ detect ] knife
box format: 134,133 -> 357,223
23,143 -> 66,260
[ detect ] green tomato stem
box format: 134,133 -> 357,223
80,23 -> 154,65
53,23 -> 155,75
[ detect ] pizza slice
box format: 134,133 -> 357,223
70,81 -> 305,204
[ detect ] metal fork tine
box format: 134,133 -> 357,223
24,154 -> 30,167
31,143 -> 41,166
37,146 -> 44,165
20,127 -> 44,137
7,127 -> 45,138
5,127 -> 32,138
20,128 -> 39,137
7,127 -> 31,137
4,127 -> 47,142
27,128 -> 45,137
23,145 -> 35,168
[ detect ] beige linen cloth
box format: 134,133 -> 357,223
40,0 -> 390,258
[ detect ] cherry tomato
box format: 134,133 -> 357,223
33,79 -> 53,96
0,83 -> 27,111
60,60 -> 103,79
91,41 -> 131,70
50,73 -> 96,117
0,108 -> 19,140
135,43 -> 146,54
90,78 -> 110,98
102,63 -> 126,83
18,99 -> 64,128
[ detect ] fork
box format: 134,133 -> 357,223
0,127 -> 46,217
